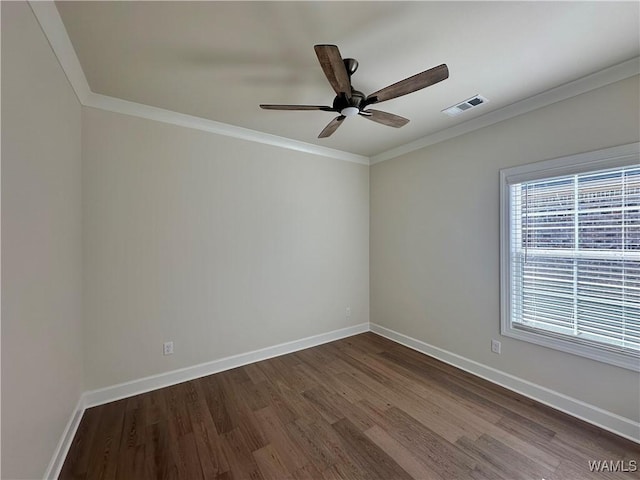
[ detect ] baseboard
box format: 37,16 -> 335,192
43,395 -> 86,480
83,322 -> 368,408
370,323 -> 640,444
45,320 -> 638,479
44,322 -> 368,478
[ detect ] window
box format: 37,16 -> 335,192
500,143 -> 640,371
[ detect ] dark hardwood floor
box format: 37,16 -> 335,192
60,333 -> 639,479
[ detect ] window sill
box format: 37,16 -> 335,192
501,323 -> 640,371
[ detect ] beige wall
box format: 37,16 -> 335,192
1,2 -> 84,479
371,75 -> 640,422
2,2 -> 637,475
82,107 -> 369,389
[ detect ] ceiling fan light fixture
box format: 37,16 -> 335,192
340,106 -> 360,117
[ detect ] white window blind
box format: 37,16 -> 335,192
509,165 -> 640,355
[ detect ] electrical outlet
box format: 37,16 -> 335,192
163,341 -> 174,355
346,306 -> 351,318
491,339 -> 501,354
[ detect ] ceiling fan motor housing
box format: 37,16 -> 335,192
333,89 -> 365,113
334,57 -> 365,114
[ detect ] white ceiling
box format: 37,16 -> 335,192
55,1 -> 640,158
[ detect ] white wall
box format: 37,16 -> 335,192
1,3 -> 84,479
370,75 -> 640,423
82,107 -> 369,389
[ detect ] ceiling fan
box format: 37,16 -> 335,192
260,44 -> 449,138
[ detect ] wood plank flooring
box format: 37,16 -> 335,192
60,333 -> 640,479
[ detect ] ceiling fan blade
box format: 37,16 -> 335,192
360,109 -> 409,128
318,115 -> 345,138
366,64 -> 449,105
260,104 -> 335,111
314,45 -> 352,99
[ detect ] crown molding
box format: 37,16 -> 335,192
29,1 -> 639,167
29,0 -> 91,104
84,93 -> 370,165
27,0 -> 369,165
370,57 -> 640,165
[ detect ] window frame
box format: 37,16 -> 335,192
500,142 -> 640,371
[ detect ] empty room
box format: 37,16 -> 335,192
2,1 -> 639,479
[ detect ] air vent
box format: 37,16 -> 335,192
442,95 -> 489,117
